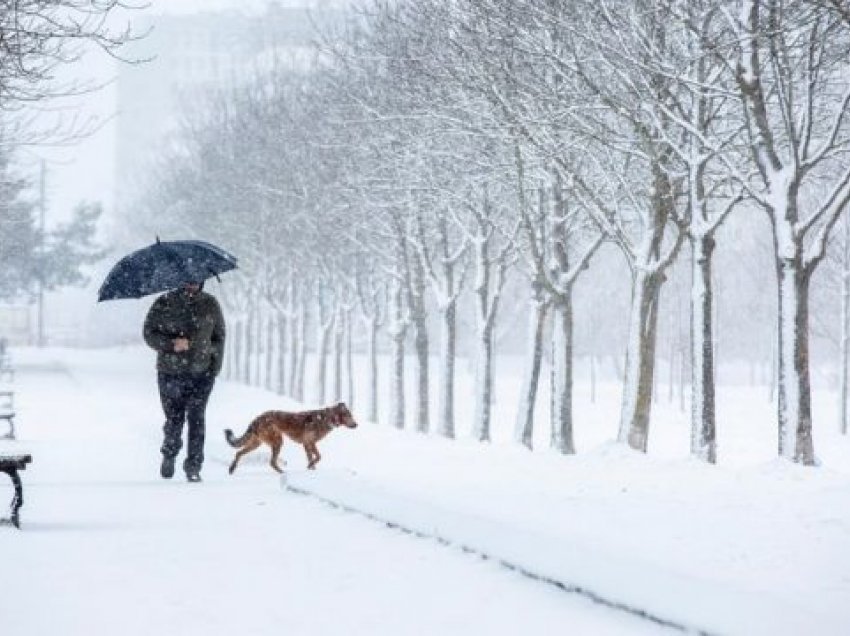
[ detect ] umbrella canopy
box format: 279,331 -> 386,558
98,239 -> 238,302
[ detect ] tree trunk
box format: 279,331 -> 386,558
390,333 -> 405,429
437,299 -> 457,438
243,312 -> 253,385
409,257 -> 430,434
388,283 -> 407,430
472,321 -> 494,442
315,313 -> 330,404
690,234 -> 717,463
265,312 -> 274,392
287,310 -> 297,397
775,256 -> 815,464
222,338 -> 230,380
514,295 -> 549,449
366,316 -> 379,423
287,295 -> 299,397
223,319 -> 234,381
294,302 -> 307,402
253,308 -> 262,386
769,324 -> 777,403
413,316 -> 429,434
345,309 -> 354,409
230,318 -> 242,383
332,310 -> 343,402
471,222 -> 504,443
550,300 -> 575,454
276,310 -> 286,395
618,270 -> 663,452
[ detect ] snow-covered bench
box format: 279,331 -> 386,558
0,454 -> 32,528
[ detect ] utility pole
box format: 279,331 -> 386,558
37,160 -> 46,347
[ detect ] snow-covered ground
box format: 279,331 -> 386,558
2,346 -> 849,635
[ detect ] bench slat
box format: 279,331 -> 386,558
0,455 -> 32,470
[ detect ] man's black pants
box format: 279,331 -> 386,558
157,371 -> 215,474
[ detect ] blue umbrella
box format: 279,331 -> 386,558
98,239 -> 238,302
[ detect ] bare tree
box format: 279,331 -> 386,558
723,0 -> 850,464
355,259 -> 387,424
640,0 -> 749,462
545,0 -> 686,453
413,200 -> 468,438
0,1 -> 142,141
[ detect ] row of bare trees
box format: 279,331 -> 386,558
126,0 -> 850,465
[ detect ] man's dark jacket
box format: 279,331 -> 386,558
143,289 -> 225,376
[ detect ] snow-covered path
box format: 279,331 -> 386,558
0,349 -> 665,635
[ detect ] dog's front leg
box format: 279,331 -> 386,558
308,443 -> 321,469
269,437 -> 284,473
303,444 -> 315,470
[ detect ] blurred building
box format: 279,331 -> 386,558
114,1 -> 345,217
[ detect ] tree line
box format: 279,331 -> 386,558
126,0 -> 850,465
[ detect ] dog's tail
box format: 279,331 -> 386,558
225,427 -> 251,448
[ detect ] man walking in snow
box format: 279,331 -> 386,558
143,280 -> 226,482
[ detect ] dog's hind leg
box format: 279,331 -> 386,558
269,435 -> 284,473
229,437 -> 262,474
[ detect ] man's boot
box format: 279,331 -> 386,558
160,455 -> 175,479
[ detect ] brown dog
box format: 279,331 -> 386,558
225,402 -> 357,474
